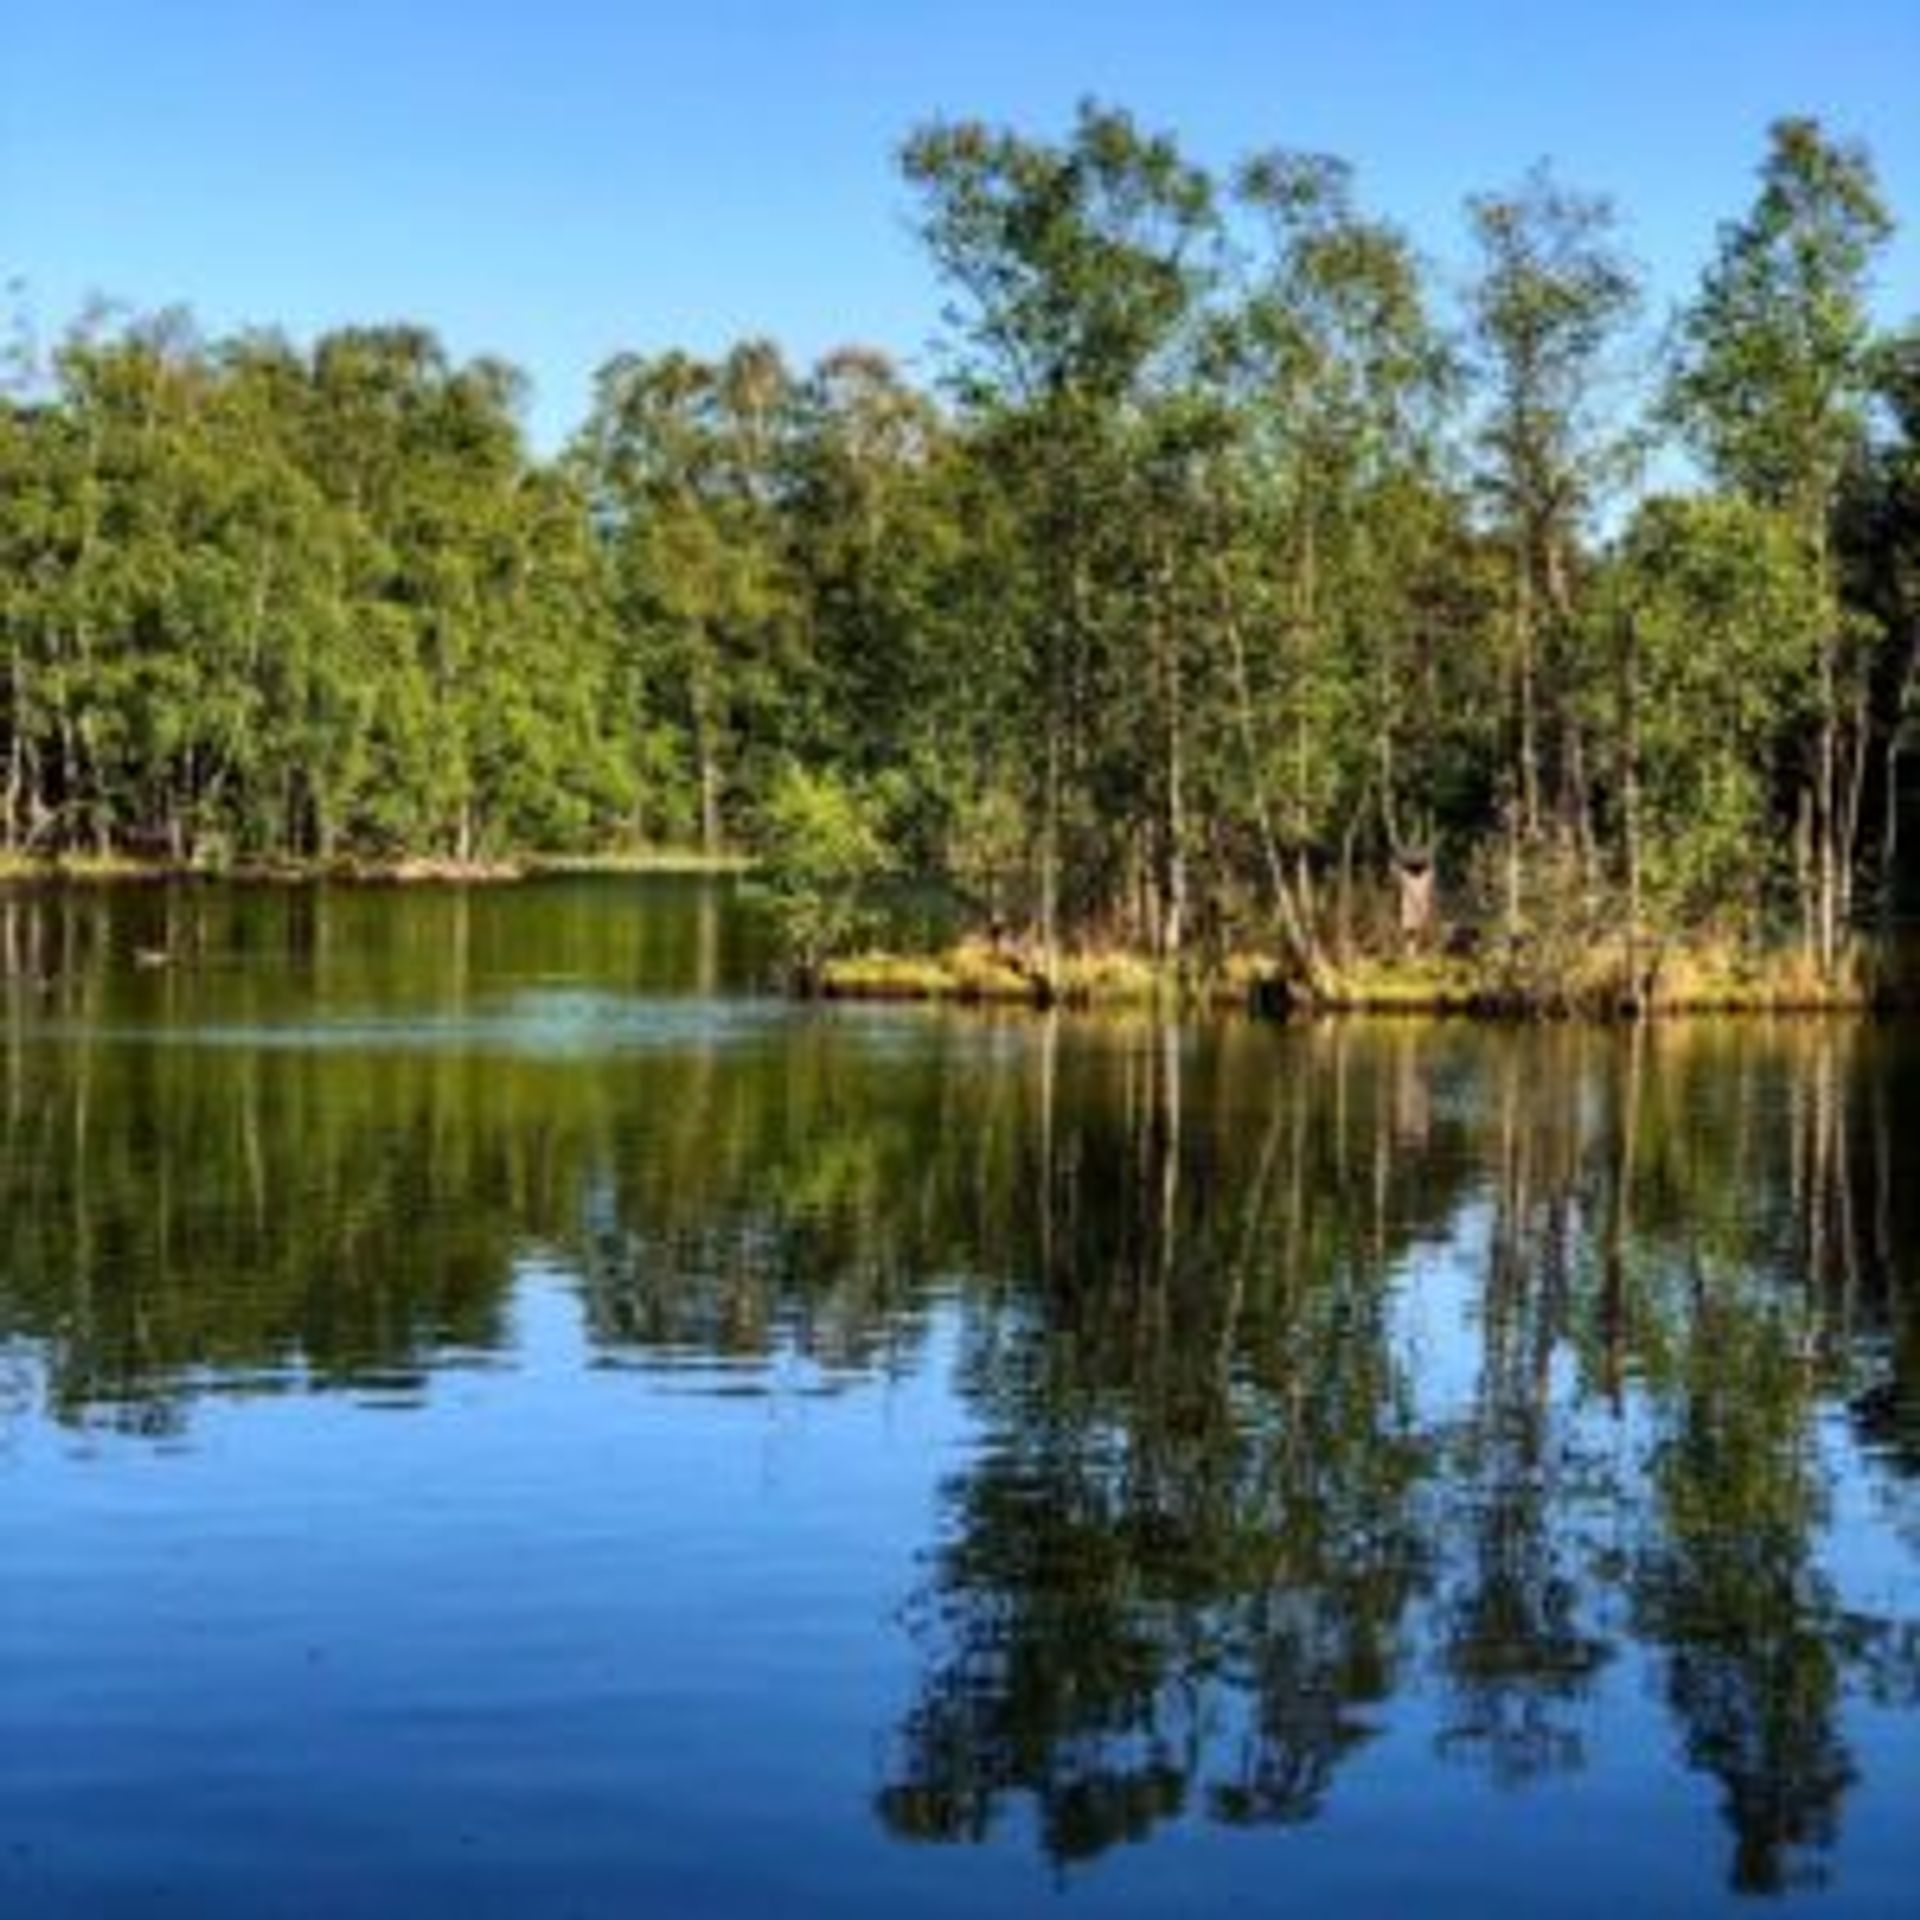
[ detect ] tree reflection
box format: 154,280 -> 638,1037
878,1024 -> 1448,1859
1619,1027 -> 1915,1894
876,1022 -> 1920,1882
1431,1039 -> 1614,1788
1634,1302 -> 1854,1894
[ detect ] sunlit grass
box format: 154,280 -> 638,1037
820,932 -> 1909,1016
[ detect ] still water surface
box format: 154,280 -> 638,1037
1,879 -> 1916,1915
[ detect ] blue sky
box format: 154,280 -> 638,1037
5,1 -> 1917,447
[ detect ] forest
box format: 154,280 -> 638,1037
2,108 -> 1917,999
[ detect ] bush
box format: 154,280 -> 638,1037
752,765 -> 895,973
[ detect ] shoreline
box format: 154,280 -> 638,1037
5,861 -> 1911,1016
813,937 -> 1920,1018
0,848 -> 754,888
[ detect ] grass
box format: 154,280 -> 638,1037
1313,953 -> 1491,1013
818,939 -> 1048,1004
817,930 -> 1918,1017
0,850 -> 177,883
0,845 -> 755,886
820,942 -> 1267,1009
1631,937 -> 1886,1012
1315,936 -> 1899,1014
525,847 -> 755,876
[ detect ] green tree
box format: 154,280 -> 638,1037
573,343 -> 805,852
1666,118 -> 1894,969
1466,164 -> 1640,905
1839,323 -> 1920,921
1603,495 -> 1826,937
902,101 -> 1217,972
1209,151 -> 1468,965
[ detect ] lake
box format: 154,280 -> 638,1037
1,877 -> 1915,1915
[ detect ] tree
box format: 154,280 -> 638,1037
751,761 -> 893,976
573,343 -> 805,853
1666,118 -> 1894,969
1466,164 -> 1640,900
901,101 -> 1217,972
1838,324 -> 1920,923
1602,495 -> 1825,937
1210,151 -> 1465,964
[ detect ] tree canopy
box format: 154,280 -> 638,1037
3,110 -> 1915,984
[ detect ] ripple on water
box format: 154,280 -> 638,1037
32,992 -> 798,1057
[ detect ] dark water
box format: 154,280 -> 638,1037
1,879 -> 1916,1916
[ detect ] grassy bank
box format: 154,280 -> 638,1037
1312,942 -> 1901,1014
816,941 -> 1182,1009
816,933 -> 1920,1016
0,846 -> 752,887
524,849 -> 755,876
0,852 -> 529,886
0,852 -> 159,884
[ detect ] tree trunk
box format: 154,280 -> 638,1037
1336,804 -> 1362,962
1837,690 -> 1872,938
692,661 -> 722,859
1038,674 -> 1062,987
2,731 -> 19,856
1153,539 -> 1187,964
1515,551 -> 1541,841
1881,734 -> 1906,938
1813,529 -> 1844,976
1213,553 -> 1325,993
1818,667 -> 1839,976
1503,797 -> 1524,944
1619,606 -> 1645,1004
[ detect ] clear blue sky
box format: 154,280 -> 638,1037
6,0 -> 1917,447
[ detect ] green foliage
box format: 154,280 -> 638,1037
1662,118 -> 1898,965
751,762 -> 895,970
1607,495 -> 1826,929
1667,118 -> 1892,522
0,313 -> 634,862
1466,163 -> 1641,853
0,107 -> 1913,971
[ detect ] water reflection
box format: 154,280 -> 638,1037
867,1021 -> 1920,1893
2,882 -> 1917,1904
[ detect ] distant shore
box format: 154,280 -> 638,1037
0,848 -> 754,887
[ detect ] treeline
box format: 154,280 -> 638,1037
3,108 -> 1917,980
0,321 -> 637,862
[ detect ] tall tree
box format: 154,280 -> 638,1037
573,343 -> 805,852
1666,118 -> 1894,968
1838,323 -> 1920,924
1466,165 -> 1639,898
1213,151 -> 1464,961
901,101 -> 1216,971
